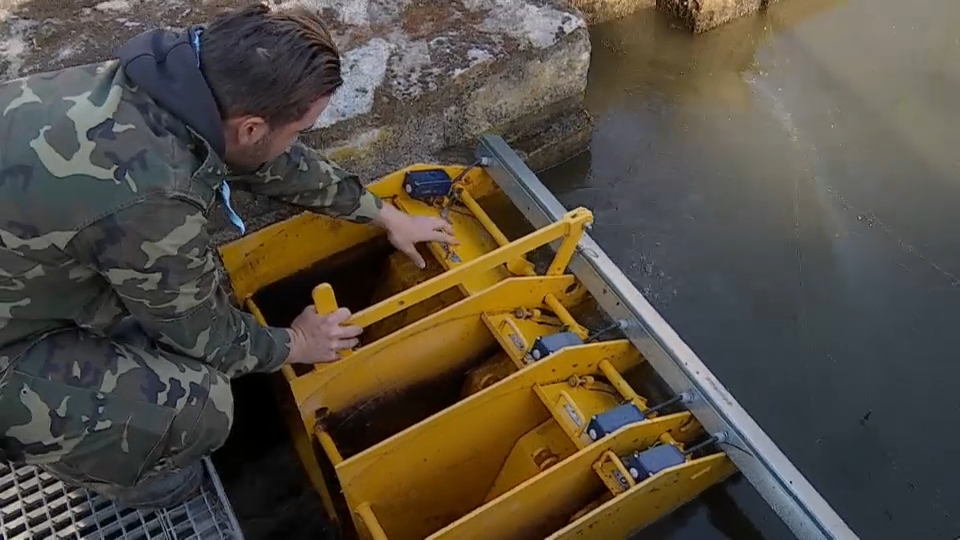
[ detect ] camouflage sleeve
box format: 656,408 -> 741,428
232,141 -> 383,223
71,197 -> 291,377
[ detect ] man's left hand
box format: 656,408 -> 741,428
375,203 -> 459,269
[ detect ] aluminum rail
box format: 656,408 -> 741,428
476,134 -> 858,540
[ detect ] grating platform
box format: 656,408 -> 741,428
0,458 -> 243,540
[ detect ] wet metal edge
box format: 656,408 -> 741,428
476,134 -> 858,540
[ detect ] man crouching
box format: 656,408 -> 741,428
0,2 -> 456,509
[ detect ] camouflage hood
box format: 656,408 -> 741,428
116,25 -> 227,158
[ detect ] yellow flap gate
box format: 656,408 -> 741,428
219,136 -> 857,540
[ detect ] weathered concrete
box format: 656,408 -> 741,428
657,0 -> 783,33
567,0 -> 654,24
0,0 -> 593,242
567,0 -> 786,31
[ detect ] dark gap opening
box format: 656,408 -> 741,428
252,235 -> 395,329
321,344 -> 501,459
212,373 -> 337,540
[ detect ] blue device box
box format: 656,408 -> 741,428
530,332 -> 584,361
403,169 -> 453,200
586,403 -> 646,441
621,445 -> 686,480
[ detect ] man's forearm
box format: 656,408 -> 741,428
231,141 -> 384,223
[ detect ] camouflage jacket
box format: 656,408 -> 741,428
0,25 -> 382,376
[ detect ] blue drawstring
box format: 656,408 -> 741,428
191,27 -> 246,236
220,181 -> 246,235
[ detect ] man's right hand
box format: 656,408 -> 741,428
285,306 -> 363,364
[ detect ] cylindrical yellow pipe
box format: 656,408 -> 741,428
544,294 -> 589,339
356,502 -> 389,540
458,188 -> 509,247
598,359 -> 641,403
457,188 -> 536,276
316,429 -> 344,466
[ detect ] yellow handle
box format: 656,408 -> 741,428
312,282 -> 339,315
311,283 -> 354,359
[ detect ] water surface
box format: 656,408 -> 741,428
544,1 -> 960,538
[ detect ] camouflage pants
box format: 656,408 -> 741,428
0,320 -> 234,491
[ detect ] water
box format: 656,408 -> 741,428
543,1 -> 960,539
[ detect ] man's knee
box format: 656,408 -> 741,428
0,328 -> 235,487
161,368 -> 234,471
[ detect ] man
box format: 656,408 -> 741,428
0,2 -> 457,509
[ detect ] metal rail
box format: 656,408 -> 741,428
476,134 -> 858,540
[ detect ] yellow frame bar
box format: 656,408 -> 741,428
456,187 -> 536,276
317,207 -> 593,330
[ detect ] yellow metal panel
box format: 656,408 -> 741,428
219,156 -> 746,539
393,195 -> 511,293
218,212 -> 383,302
481,312 -> 563,365
331,340 -> 645,540
483,419 -> 578,503
460,351 -> 517,397
338,385 -> 551,540
290,276 -> 580,418
535,381 -> 625,449
364,250 -> 466,342
426,413 -> 698,540
548,452 -> 738,540
217,161 -> 500,303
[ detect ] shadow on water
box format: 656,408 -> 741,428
546,1 -> 960,539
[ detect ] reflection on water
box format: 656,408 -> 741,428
546,1 -> 960,539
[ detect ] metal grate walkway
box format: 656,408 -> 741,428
0,458 -> 243,540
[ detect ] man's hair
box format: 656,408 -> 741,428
200,2 -> 342,127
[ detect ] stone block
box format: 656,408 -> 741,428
567,0 -> 655,24
0,0 -> 593,243
656,0 -> 781,33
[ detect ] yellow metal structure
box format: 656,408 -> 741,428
218,139 -> 851,540
219,162 -> 732,539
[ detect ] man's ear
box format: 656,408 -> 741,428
234,116 -> 270,146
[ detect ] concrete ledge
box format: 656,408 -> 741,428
656,0 -> 780,33
0,0 -> 593,243
309,0 -> 591,175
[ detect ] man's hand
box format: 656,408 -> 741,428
375,203 -> 459,268
286,306 -> 362,364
